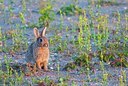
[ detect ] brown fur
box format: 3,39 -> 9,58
25,27 -> 49,71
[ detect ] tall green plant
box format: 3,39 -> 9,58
39,2 -> 55,27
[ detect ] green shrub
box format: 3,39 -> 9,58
57,4 -> 84,16
39,2 -> 55,27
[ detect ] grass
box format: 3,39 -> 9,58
96,0 -> 120,6
57,4 -> 84,16
0,0 -> 128,85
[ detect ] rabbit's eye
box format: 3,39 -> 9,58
39,38 -> 43,42
39,38 -> 42,42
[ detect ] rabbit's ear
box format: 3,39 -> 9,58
33,28 -> 39,38
41,27 -> 47,36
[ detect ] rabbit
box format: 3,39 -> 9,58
25,27 -> 49,71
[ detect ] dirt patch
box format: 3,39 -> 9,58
0,0 -> 128,85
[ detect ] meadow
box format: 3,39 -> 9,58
0,0 -> 128,85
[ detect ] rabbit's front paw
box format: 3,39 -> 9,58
43,61 -> 49,72
36,61 -> 42,70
